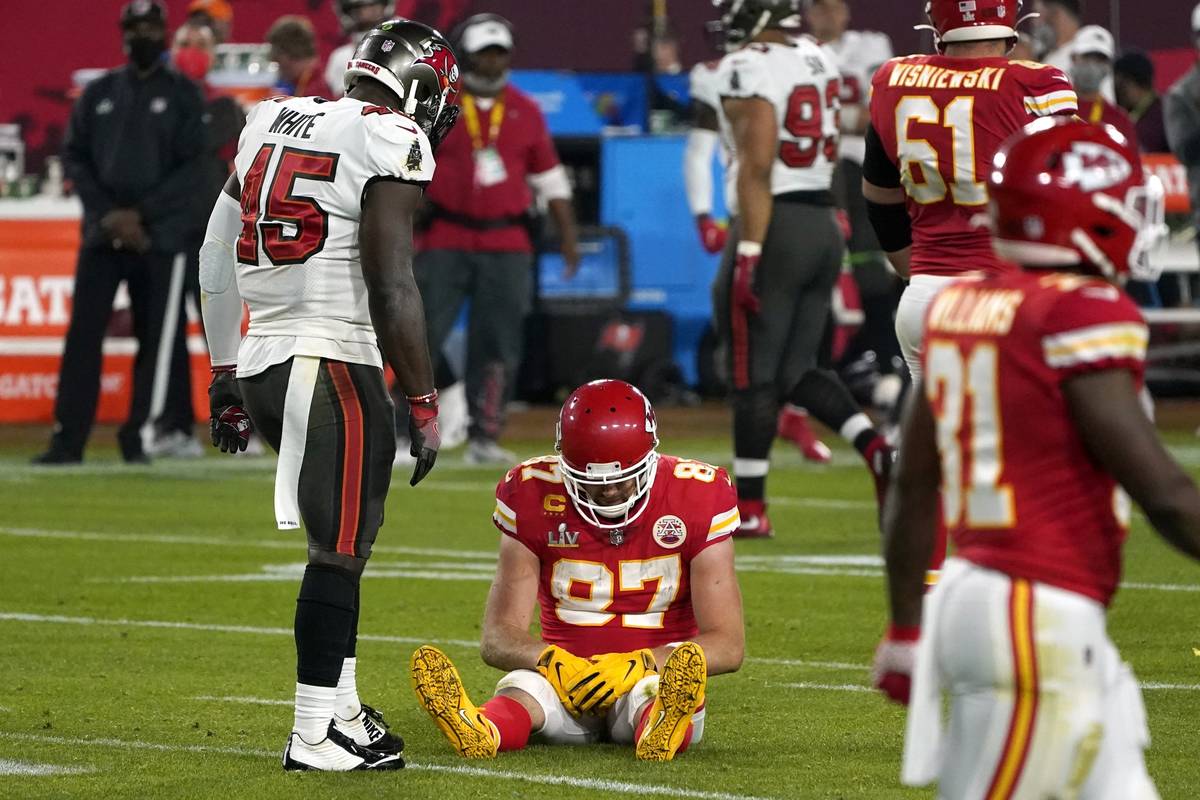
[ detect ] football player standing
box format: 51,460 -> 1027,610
199,19 -> 459,770
875,118 -> 1198,798
410,380 -> 744,762
708,0 -> 893,537
863,0 -> 1078,385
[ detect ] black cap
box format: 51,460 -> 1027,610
120,0 -> 167,29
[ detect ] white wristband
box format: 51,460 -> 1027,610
737,241 -> 762,257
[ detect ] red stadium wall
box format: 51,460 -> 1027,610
1,0 -> 1196,173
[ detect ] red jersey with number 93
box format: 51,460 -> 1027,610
492,454 -> 739,658
922,272 -> 1147,605
870,56 -> 1076,277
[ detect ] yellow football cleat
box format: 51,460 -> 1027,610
635,641 -> 707,762
410,645 -> 500,758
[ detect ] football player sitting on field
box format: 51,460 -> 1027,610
409,379 -> 745,761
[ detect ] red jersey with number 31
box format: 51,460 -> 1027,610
921,272 -> 1147,605
492,454 -> 739,658
870,57 -> 1076,277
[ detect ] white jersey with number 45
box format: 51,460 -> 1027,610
716,37 -> 840,213
232,95 -> 435,377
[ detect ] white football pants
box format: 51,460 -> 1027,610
895,274 -> 959,383
908,558 -> 1158,800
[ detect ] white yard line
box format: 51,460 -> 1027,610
192,695 -> 291,706
0,732 -> 779,800
106,570 -> 495,584
751,657 -> 867,671
0,758 -> 92,776
774,682 -> 875,693
1138,682 -> 1200,690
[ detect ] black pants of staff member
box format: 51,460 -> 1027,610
155,247 -> 201,440
43,245 -> 186,462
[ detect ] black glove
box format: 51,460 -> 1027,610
208,369 -> 252,454
407,399 -> 440,486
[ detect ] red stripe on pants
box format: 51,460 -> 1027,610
329,362 -> 364,556
731,307 -> 750,390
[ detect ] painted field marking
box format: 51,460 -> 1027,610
774,682 -> 875,693
0,758 -> 92,776
192,695 -> 291,706
0,732 -> 779,800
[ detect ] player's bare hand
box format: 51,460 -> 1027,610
408,399 -> 440,486
871,625 -> 919,705
561,235 -> 581,280
208,369 -> 252,454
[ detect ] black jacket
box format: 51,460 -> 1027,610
64,62 -> 206,252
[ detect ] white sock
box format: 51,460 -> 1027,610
294,682 -> 337,743
783,403 -> 808,417
335,657 -> 362,721
838,412 -> 873,444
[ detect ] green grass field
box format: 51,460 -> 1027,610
2,407 -> 1200,799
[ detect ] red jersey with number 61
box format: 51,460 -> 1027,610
492,454 -> 739,658
232,95 -> 436,377
921,272 -> 1147,605
869,57 -> 1076,277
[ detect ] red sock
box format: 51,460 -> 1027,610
479,696 -> 532,752
634,703 -> 694,755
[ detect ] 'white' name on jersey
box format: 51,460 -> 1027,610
716,38 -> 840,209
232,95 -> 434,377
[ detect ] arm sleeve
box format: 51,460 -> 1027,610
363,113 -> 437,185
683,128 -> 719,216
62,83 -> 115,217
527,164 -> 572,203
139,79 -> 208,221
1042,284 -> 1147,380
1020,66 -> 1079,119
199,192 -> 244,368
862,122 -> 901,188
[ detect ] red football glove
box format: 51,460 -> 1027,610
835,209 -> 852,242
697,214 -> 728,254
208,368 -> 252,454
732,242 -> 762,315
872,624 -> 920,705
407,398 -> 441,486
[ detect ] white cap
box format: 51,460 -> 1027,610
1070,25 -> 1115,59
460,18 -> 513,54
1193,2 -> 1200,33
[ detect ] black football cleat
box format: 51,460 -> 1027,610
282,724 -> 404,771
334,703 -> 405,755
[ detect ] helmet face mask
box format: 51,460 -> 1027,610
555,380 -> 661,531
989,118 -> 1168,282
344,19 -> 461,149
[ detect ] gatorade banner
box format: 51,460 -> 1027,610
0,215 -> 210,423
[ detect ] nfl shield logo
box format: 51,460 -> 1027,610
959,0 -> 977,20
382,39 -> 395,53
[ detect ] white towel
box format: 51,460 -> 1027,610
274,356 -> 321,529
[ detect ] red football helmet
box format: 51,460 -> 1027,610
989,117 -> 1166,281
556,379 -> 660,530
921,0 -> 1025,52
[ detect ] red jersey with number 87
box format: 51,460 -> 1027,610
921,272 -> 1147,605
869,56 -> 1076,277
492,454 -> 739,658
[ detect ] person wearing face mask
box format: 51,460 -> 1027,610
33,0 -> 206,465
1165,4 -> 1200,284
1034,0 -> 1115,102
325,0 -> 394,98
416,13 -> 581,466
1070,26 -> 1138,149
144,19 -> 247,459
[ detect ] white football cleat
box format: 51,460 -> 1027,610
438,382 -> 469,450
333,704 -> 404,755
465,439 -> 516,466
282,725 -> 404,771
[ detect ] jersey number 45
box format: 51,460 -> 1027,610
237,143 -> 339,266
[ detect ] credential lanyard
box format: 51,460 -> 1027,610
462,93 -> 505,151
